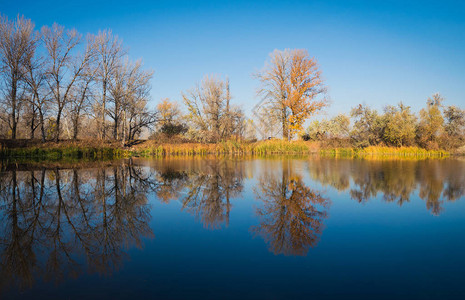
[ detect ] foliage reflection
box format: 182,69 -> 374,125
307,158 -> 465,215
252,161 -> 330,256
0,161 -> 154,291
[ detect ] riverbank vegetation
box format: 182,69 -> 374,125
304,94 -> 465,152
0,139 -> 452,161
1,14 -> 464,159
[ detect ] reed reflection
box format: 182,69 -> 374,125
0,162 -> 154,292
308,158 -> 465,215
252,161 -> 330,256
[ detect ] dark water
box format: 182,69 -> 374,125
1,157 -> 465,299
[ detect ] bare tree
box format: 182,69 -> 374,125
42,24 -> 96,141
108,59 -> 127,140
0,14 -> 37,139
23,38 -> 49,142
93,30 -> 125,140
114,59 -> 154,143
183,75 -> 243,142
68,64 -> 96,139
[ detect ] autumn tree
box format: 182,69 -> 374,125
0,14 -> 37,139
350,104 -> 385,147
255,49 -> 327,140
157,98 -> 181,126
443,105 -> 465,148
156,98 -> 187,138
416,93 -> 444,149
382,102 -> 417,147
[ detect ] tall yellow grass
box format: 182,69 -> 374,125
320,146 -> 449,158
130,140 -> 320,156
1,139 -> 451,159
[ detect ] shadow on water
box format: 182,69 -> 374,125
0,157 -> 464,296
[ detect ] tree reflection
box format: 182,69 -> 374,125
155,168 -> 189,203
252,161 -> 330,256
308,157 -> 465,215
0,170 -> 39,290
181,159 -> 244,229
0,161 -> 154,291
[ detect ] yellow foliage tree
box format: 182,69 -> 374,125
256,49 -> 327,140
157,98 -> 181,126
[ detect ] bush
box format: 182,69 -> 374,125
160,122 -> 188,138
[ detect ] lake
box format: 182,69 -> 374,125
1,157 -> 464,299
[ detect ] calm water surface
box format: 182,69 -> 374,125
1,157 -> 465,299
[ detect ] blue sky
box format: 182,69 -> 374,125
2,0 -> 464,118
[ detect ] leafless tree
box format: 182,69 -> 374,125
182,75 -> 244,142
68,64 -> 96,139
93,30 -> 125,140
41,23 -> 96,141
23,38 -> 49,141
0,14 -> 37,139
113,59 -> 155,143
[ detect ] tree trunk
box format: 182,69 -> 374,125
30,116 -> 35,140
39,110 -> 46,142
282,108 -> 288,141
10,79 -> 18,139
55,108 -> 62,142
113,101 -> 119,140
101,80 -> 107,140
73,117 -> 79,140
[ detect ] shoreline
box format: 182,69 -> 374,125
0,139 -> 454,161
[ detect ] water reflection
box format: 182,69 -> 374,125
0,162 -> 154,291
1,157 -> 465,296
151,158 -> 245,229
307,158 -> 465,215
251,161 -> 330,256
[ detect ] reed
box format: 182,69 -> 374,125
128,140 -> 318,156
0,146 -> 132,160
320,146 -> 449,158
0,139 -> 451,160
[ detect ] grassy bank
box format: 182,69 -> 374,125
130,140 -> 319,156
320,146 -> 449,158
0,140 -> 131,161
0,139 -> 453,160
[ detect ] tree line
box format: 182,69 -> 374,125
304,93 -> 465,150
0,14 -> 329,144
1,14 -> 464,149
0,15 -> 155,143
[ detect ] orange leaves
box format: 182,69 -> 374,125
286,50 -> 327,137
157,98 -> 180,125
256,49 -> 328,140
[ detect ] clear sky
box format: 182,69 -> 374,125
2,0 -> 464,118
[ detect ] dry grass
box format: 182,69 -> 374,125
0,138 -> 452,160
321,146 -> 449,158
129,139 -> 321,156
